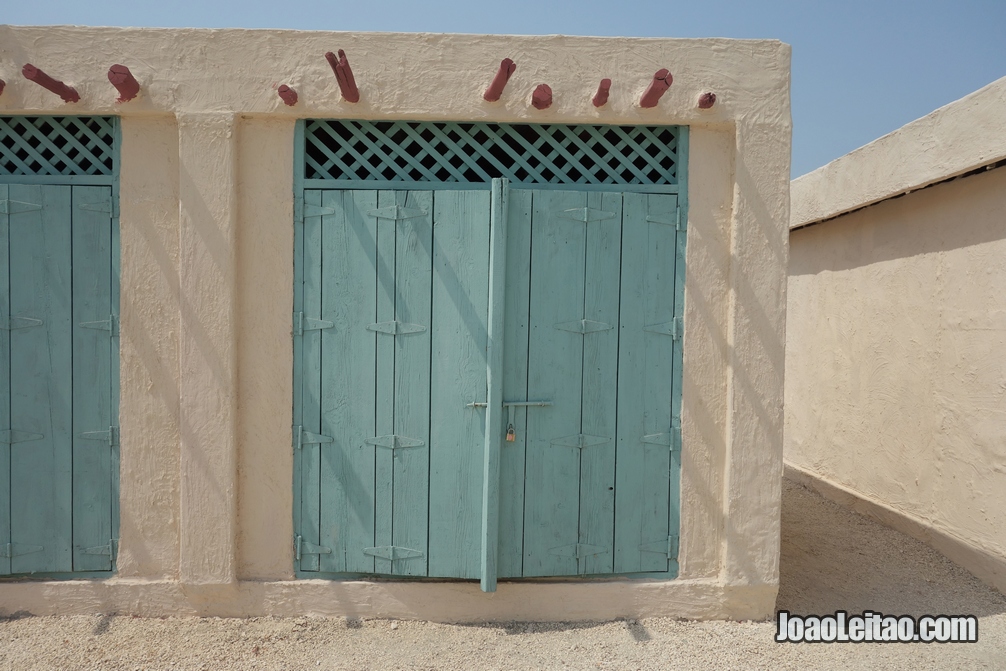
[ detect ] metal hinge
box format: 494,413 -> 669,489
81,314 -> 119,337
645,205 -> 685,231
79,197 -> 117,217
0,430 -> 44,445
557,207 -> 617,223
367,205 -> 426,221
80,426 -> 119,448
364,434 -> 425,454
293,312 -> 334,337
1,542 -> 44,558
0,316 -> 43,331
294,535 -> 332,561
293,425 -> 334,450
554,319 -> 613,334
640,418 -> 681,454
639,534 -> 680,559
0,199 -> 43,215
548,543 -> 609,560
366,320 -> 426,336
550,434 -> 610,449
296,198 -> 336,224
362,545 -> 424,561
80,538 -> 117,559
643,317 -> 683,340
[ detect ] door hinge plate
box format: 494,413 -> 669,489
550,433 -> 610,450
548,543 -> 609,559
367,205 -> 427,221
80,314 -> 119,337
362,545 -> 424,561
81,539 -> 117,558
364,434 -> 425,452
1,542 -> 44,558
0,315 -> 43,331
79,426 -> 119,448
639,534 -> 679,559
295,535 -> 332,561
645,205 -> 684,230
293,312 -> 334,337
0,429 -> 44,445
643,317 -> 683,340
554,319 -> 613,335
0,199 -> 43,215
557,207 -> 617,223
294,426 -> 334,450
366,320 -> 426,336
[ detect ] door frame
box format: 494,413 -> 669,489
0,115 -> 121,579
292,119 -> 689,584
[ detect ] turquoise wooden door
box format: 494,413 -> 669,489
296,188 -> 492,578
0,183 -> 117,575
295,184 -> 682,584
497,189 -> 682,578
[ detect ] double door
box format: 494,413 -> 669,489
294,181 -> 682,590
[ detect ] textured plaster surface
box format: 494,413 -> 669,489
787,165 -> 1006,592
0,26 -> 790,619
791,74 -> 1006,229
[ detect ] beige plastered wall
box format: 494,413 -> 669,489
0,26 -> 791,620
787,77 -> 1006,594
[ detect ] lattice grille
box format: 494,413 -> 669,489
305,120 -> 679,185
0,116 -> 116,176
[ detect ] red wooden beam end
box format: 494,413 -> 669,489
531,84 -> 552,110
483,58 -> 516,102
107,64 -> 140,103
698,92 -> 717,109
325,50 -> 360,103
278,84 -> 298,106
639,68 -> 672,108
22,63 -> 79,103
592,78 -> 611,107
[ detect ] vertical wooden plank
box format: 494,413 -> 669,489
71,186 -> 113,571
614,193 -> 677,574
392,190 -> 433,577
9,184 -> 73,574
669,129 -> 688,576
522,190 -> 586,578
373,192 -> 396,575
480,179 -> 508,592
298,189 -> 324,572
0,184 -> 10,576
108,142 -> 122,562
428,189 -> 490,579
578,191 -> 622,575
291,123 -> 307,569
319,190 -> 378,574
497,188 -> 532,579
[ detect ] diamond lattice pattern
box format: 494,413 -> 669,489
305,120 -> 679,185
0,116 -> 115,176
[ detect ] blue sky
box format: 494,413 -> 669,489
5,0 -> 1005,177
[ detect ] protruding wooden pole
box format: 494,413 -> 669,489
484,58 -> 516,102
639,68 -> 672,108
592,78 -> 611,107
278,85 -> 298,106
22,64 -> 79,103
325,50 -> 359,103
698,92 -> 717,109
0,79 -> 5,97
108,64 -> 140,103
531,84 -> 552,110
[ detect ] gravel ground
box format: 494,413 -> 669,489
1,479 -> 1004,670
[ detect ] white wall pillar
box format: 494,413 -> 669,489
176,113 -> 239,585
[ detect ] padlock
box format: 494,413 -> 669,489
505,423 -> 516,442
